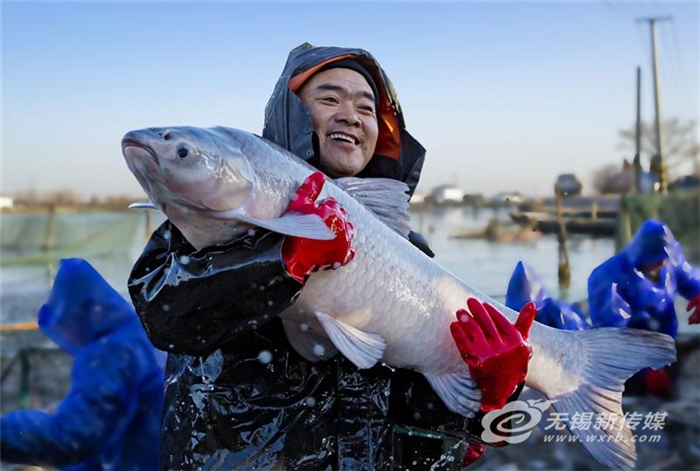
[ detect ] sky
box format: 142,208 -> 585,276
2,1 -> 698,199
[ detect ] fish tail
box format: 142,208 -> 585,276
543,328 -> 675,469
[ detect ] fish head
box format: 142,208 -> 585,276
122,126 -> 255,215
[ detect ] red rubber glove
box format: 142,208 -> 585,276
462,443 -> 486,468
450,299 -> 536,413
644,367 -> 673,397
282,172 -> 355,282
687,294 -> 700,325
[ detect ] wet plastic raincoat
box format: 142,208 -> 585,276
0,259 -> 163,471
588,219 -> 700,338
128,44 -> 477,470
506,261 -> 589,330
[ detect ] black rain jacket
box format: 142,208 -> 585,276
128,43 -> 474,470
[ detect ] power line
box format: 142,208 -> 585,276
667,19 -> 693,101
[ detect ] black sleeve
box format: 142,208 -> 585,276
390,369 -> 472,439
128,221 -> 303,356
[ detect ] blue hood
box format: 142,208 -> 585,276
624,219 -> 682,266
506,261 -> 551,311
38,259 -> 134,355
506,261 -> 589,330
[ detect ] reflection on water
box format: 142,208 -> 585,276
410,206 -> 615,302
2,207 -> 611,309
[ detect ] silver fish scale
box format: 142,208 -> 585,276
288,177 -> 482,377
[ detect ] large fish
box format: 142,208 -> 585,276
123,126 -> 675,469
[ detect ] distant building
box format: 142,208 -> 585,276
462,193 -> 485,206
430,185 -> 464,205
410,192 -> 427,204
492,192 -> 523,205
670,175 -> 700,191
0,196 -> 14,208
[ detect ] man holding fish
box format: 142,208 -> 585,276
125,44 -> 674,470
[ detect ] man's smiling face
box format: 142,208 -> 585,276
298,68 -> 379,177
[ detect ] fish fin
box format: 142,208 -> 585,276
544,328 -> 676,470
335,177 -> 411,238
209,210 -> 335,241
282,318 -> 338,362
128,201 -> 160,210
424,372 -> 481,419
313,311 -> 386,369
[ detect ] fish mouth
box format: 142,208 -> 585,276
122,138 -> 159,165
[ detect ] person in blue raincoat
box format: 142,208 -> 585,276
0,258 -> 164,471
505,261 -> 590,330
588,219 -> 700,338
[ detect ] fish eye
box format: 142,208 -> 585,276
177,147 -> 189,159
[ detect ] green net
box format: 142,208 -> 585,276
616,190 -> 700,261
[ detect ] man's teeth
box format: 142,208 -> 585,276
328,133 -> 356,144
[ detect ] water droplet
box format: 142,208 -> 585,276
179,255 -> 190,264
427,402 -> 435,410
300,323 -> 309,332
305,397 -> 316,407
168,344 -> 175,349
459,313 -> 470,323
313,344 -> 325,357
267,300 -> 274,306
162,304 -> 170,312
413,412 -> 421,421
257,350 -> 273,364
247,229 -> 256,237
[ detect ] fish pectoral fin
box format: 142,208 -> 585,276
424,372 -> 481,419
282,318 -> 338,362
209,210 -> 335,241
335,177 -> 411,238
314,311 -> 386,369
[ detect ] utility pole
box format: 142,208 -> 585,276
633,66 -> 642,193
637,16 -> 671,192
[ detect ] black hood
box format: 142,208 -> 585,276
262,43 -> 426,197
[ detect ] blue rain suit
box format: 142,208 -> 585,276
506,261 -> 590,330
588,219 -> 700,338
0,259 -> 164,471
